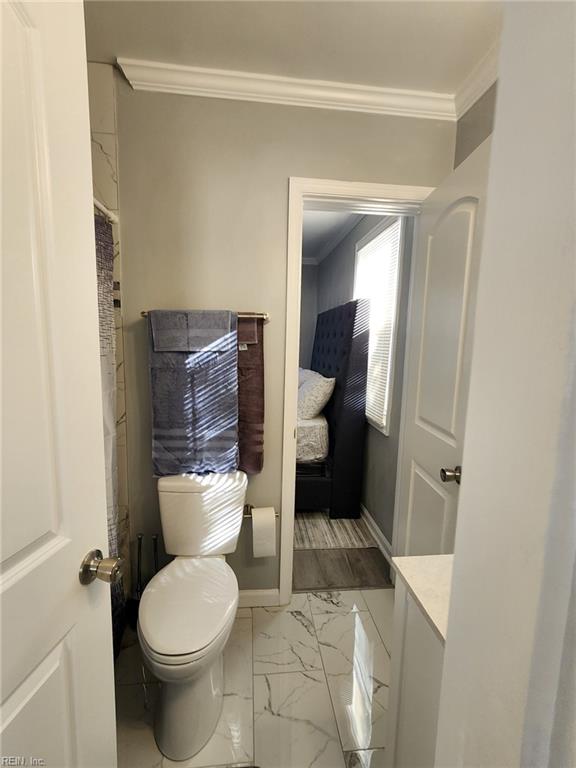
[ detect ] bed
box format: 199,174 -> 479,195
296,414 -> 329,463
295,298 -> 370,519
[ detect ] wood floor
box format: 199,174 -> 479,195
293,547 -> 392,592
294,511 -> 377,549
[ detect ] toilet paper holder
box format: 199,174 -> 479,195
243,504 -> 279,519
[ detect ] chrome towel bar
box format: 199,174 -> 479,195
141,310 -> 270,322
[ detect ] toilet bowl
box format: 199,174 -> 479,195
137,471 -> 247,761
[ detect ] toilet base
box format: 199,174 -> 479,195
154,653 -> 224,761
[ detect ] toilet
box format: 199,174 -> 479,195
138,470 -> 248,761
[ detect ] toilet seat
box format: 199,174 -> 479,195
138,556 -> 238,662
138,618 -> 231,667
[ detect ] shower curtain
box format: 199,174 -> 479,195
95,214 -> 125,656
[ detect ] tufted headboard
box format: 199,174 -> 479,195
308,298 -> 370,517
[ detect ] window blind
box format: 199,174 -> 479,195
354,218 -> 403,434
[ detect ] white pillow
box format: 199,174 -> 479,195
298,367 -> 315,388
298,371 -> 336,419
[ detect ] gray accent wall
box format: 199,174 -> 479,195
299,265 -> 318,368
455,82 -> 498,168
117,82 -> 455,589
316,216 -> 414,543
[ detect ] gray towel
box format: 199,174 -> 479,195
148,310 -> 239,475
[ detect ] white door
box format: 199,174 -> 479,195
1,2 -> 118,765
394,139 -> 491,556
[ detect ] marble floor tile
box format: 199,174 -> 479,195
162,618 -> 253,768
314,612 -> 391,750
361,590 -> 394,654
344,749 -> 386,767
116,591 -> 392,768
254,670 -> 345,768
253,594 -> 322,674
266,592 -> 310,613
116,683 -> 162,768
308,590 -> 368,615
115,643 -> 156,685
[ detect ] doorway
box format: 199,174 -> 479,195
294,208 -> 408,592
280,179 -> 435,603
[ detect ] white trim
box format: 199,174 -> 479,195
392,216 -> 421,559
238,588 -> 281,608
118,58 -> 457,121
280,178 -> 435,604
454,41 -> 499,119
361,504 -> 393,565
291,178 -> 435,210
366,415 -> 390,437
305,197 -> 422,216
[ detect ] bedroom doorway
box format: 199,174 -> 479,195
280,179 -> 432,602
294,208 -> 400,592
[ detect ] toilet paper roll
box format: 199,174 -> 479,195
252,507 -> 276,558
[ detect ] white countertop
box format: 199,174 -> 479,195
392,554 -> 453,644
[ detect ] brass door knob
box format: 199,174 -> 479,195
79,549 -> 123,585
440,466 -> 462,485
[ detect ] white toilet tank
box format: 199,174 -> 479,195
158,471 -> 248,556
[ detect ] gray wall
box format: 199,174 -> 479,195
454,82 -> 497,167
117,81 -> 455,589
299,265 -> 318,368
317,216 -> 413,543
362,221 -> 413,543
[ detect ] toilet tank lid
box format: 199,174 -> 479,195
158,471 -> 247,494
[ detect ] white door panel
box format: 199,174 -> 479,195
406,463 -> 455,555
1,2 -> 117,765
2,642 -> 77,766
2,0 -> 61,563
395,141 -> 490,556
417,200 -> 477,440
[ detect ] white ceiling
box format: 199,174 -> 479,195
302,211 -> 366,264
85,2 -> 501,94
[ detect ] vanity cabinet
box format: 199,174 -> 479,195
385,555 -> 452,768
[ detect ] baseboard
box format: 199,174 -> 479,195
361,504 -> 393,566
238,588 -> 280,608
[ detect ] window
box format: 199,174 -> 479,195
354,217 -> 404,435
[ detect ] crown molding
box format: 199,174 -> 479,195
454,41 -> 499,118
119,48 -> 499,123
118,58 -> 457,121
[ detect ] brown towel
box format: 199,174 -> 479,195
238,317 -> 265,474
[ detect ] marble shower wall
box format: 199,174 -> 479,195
88,62 -> 131,595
